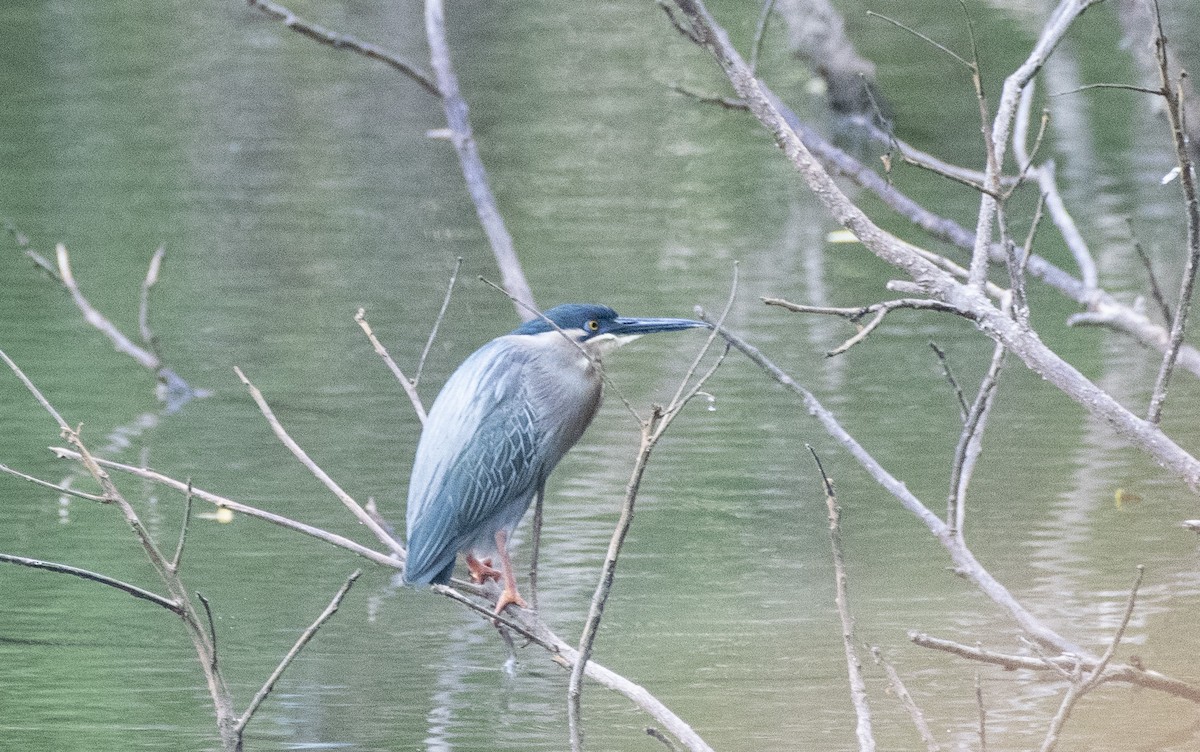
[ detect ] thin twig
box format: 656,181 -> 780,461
138,245 -> 166,360
1147,0 -> 1200,424
866,11 -> 972,69
170,479 -> 195,573
355,309 -> 427,425
529,486 -> 545,613
668,82 -> 748,110
646,727 -> 681,752
748,0 -> 777,75
947,339 -> 1007,538
4,222 -> 61,281
196,592 -> 219,672
415,256 -> 462,387
1036,160 -> 1099,293
1130,221 -> 1174,324
49,448 -> 402,570
236,569 -> 362,734
234,366 -> 407,558
568,282 -> 733,752
910,625 -> 1200,703
870,647 -> 942,752
764,296 -> 965,357
246,0 -> 440,96
1038,567 -> 1143,752
928,342 -> 970,422
55,244 -> 161,372
0,553 -> 181,613
976,672 -> 988,752
809,445 -> 876,752
0,461 -> 106,502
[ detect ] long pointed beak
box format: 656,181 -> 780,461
610,316 -> 710,336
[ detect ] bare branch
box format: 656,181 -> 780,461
246,0 -> 439,96
138,245 -> 166,359
928,342 -> 970,422
666,0 -> 1200,489
49,448 -> 401,570
236,569 -> 362,734
568,283 -> 733,751
947,339 -> 1007,538
1131,222 -> 1174,324
55,243 -> 161,372
870,647 -> 942,752
748,0 -> 778,75
646,727 -> 681,752
233,366 -> 407,559
809,446 -> 875,752
415,256 -> 462,387
1038,567 -> 1143,752
5,222 -> 61,281
0,552 -> 180,613
424,0 -> 536,319
355,309 -> 427,425
966,0 -> 1100,289
910,628 -> 1200,703
764,296 -> 966,357
1146,2 -> 1200,424
866,11 -> 971,70
169,479 -> 195,573
0,461 -> 106,503
976,673 -> 988,752
700,318 -> 1084,653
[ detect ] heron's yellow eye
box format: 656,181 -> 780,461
586,320 -> 600,331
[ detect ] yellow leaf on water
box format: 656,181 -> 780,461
1114,488 -> 1143,509
826,229 -> 860,244
198,506 -> 235,523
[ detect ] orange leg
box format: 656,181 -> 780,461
466,553 -> 501,583
492,529 -> 528,615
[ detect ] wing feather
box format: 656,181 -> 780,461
404,338 -> 546,584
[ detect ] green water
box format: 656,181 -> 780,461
3,1 -> 1200,750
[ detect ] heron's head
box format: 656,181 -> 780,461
513,303 -> 708,356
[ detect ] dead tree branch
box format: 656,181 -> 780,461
246,0 -> 439,95
666,0 -> 1200,490
567,279 -> 733,752
424,0 -> 536,319
809,446 -> 876,752
1145,2 -> 1200,424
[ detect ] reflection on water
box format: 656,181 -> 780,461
3,0 -> 1200,750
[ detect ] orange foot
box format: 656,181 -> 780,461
493,585 -> 528,617
466,554 -> 501,584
